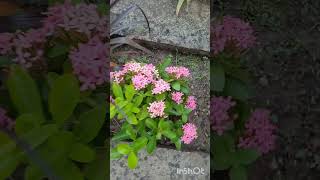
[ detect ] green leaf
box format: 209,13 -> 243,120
7,65 -> 43,117
112,83 -> 124,99
125,125 -> 136,140
181,86 -> 189,94
212,134 -> 235,170
155,93 -> 166,101
182,114 -> 188,123
97,1 -> 108,15
172,81 -> 181,91
24,165 -> 43,180
229,165 -> 247,180
224,78 -> 251,101
134,95 -> 144,107
69,143 -> 96,163
125,84 -> 136,101
84,152 -> 109,180
176,0 -> 186,15
110,104 -> 116,119
73,105 -> 106,143
131,107 -> 140,114
132,137 -> 148,152
0,56 -> 12,67
234,149 -> 260,165
145,118 -> 157,129
49,74 -> 80,125
15,113 -> 43,136
127,152 -> 138,169
146,136 -> 156,154
0,132 -> 22,180
127,113 -> 138,125
162,130 -> 177,140
158,119 -> 171,131
159,56 -> 172,72
110,148 -> 123,160
112,130 -> 130,142
137,109 -> 149,120
48,43 -> 69,58
211,62 -> 225,92
174,140 -> 181,150
117,144 -> 131,155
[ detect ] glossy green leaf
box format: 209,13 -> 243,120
15,113 -> 43,136
7,65 -> 43,116
134,95 -> 144,106
172,81 -> 181,91
127,152 -> 138,169
84,151 -> 109,180
112,130 -> 130,142
110,148 -> 123,160
117,144 -> 131,155
211,62 -> 225,92
234,149 -> 260,165
229,165 -> 247,180
127,113 -> 138,125
174,140 -> 181,150
112,83 -> 124,99
224,78 -> 251,101
146,136 -> 156,154
24,165 -> 43,180
162,130 -> 177,140
69,143 -> 96,163
145,118 -> 157,129
212,134 -> 235,170
73,105 -> 106,143
132,137 -> 148,152
137,109 -> 149,120
125,84 -> 135,101
49,74 -> 80,125
110,104 -> 116,119
125,125 -> 136,140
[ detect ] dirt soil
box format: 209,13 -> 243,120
112,47 -> 210,153
213,0 -> 320,179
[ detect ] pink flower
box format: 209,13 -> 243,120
181,123 -> 198,144
165,66 -> 190,79
132,73 -> 151,90
185,96 -> 197,110
43,1 -> 108,39
171,92 -> 184,104
238,109 -> 277,154
110,70 -> 126,84
0,33 -> 14,55
0,108 -> 15,131
211,16 -> 256,54
210,96 -> 236,135
147,101 -> 166,118
140,63 -> 158,81
152,79 -> 171,94
123,62 -> 141,73
69,36 -> 108,91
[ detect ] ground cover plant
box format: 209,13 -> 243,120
0,0 -> 109,179
210,15 -> 278,180
110,57 -> 199,169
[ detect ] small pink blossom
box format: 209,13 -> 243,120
165,66 -> 190,79
0,33 -> 14,55
211,16 -> 256,54
171,92 -> 184,104
110,70 -> 126,84
69,36 -> 108,91
181,123 -> 198,144
238,109 -> 277,154
185,96 -> 197,110
123,62 -> 142,73
211,96 -> 236,135
132,73 -> 151,90
147,101 -> 166,118
152,79 -> 171,94
0,108 -> 15,131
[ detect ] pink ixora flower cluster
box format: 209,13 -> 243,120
69,36 -> 108,91
181,123 -> 198,144
238,109 -> 277,154
43,0 -> 108,38
147,101 -> 166,118
152,79 -> 171,94
211,96 -> 236,135
0,108 -> 15,131
0,29 -> 47,68
171,92 -> 184,104
185,96 -> 197,110
165,66 -> 190,79
211,16 -> 256,55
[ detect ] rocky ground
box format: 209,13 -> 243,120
213,0 -> 320,179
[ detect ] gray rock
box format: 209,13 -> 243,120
111,147 -> 210,180
111,0 -> 210,51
